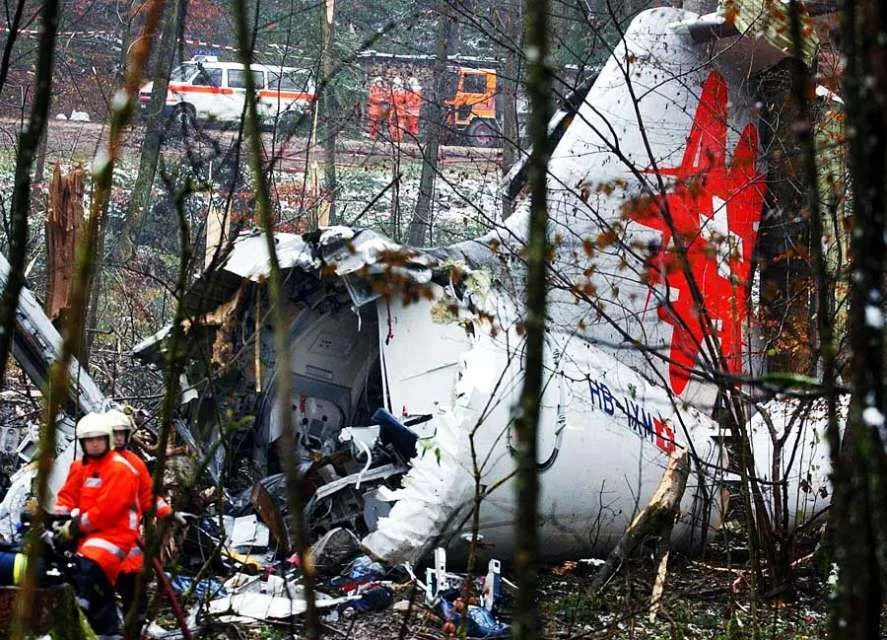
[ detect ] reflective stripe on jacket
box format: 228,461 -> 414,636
118,448 -> 172,574
54,451 -> 139,585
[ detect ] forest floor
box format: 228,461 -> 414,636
146,549 -> 841,640
326,558 -> 831,640
0,118 -> 503,173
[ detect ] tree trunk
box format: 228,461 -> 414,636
0,0 -> 26,97
15,0 -> 168,631
30,126 -> 49,211
121,0 -> 183,257
320,0 -> 338,225
510,0 -> 552,636
499,0 -> 521,221
756,61 -> 815,377
116,0 -> 140,87
830,0 -> 887,637
82,216 -> 104,366
231,0 -> 321,635
45,164 -> 84,321
407,0 -> 458,246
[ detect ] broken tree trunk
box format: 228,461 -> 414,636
648,545 -> 672,622
44,163 -> 83,322
588,447 -> 690,595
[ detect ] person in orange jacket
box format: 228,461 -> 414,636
389,76 -> 407,142
405,77 -> 422,138
53,411 -> 140,636
106,408 -> 181,633
366,77 -> 388,140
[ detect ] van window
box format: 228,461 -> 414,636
463,73 -> 487,94
228,69 -> 265,90
193,67 -> 222,87
170,64 -> 197,83
268,70 -> 311,92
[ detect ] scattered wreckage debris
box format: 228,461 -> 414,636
142,435 -> 690,637
128,8 -> 832,580
147,526 -> 511,638
0,6 -> 844,638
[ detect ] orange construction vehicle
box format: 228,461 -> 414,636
363,65 -> 503,147
442,66 -> 499,147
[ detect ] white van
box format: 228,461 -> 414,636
138,56 -> 315,127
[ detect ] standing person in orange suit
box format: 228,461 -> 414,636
106,409 -> 186,635
405,77 -> 422,138
366,76 -> 387,140
53,412 -> 140,636
389,76 -> 406,142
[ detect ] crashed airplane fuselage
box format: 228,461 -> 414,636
132,8 -> 832,565
0,8 -> 832,565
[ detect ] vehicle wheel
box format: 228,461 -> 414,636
467,118 -> 498,148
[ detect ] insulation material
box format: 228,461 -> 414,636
361,409 -> 474,564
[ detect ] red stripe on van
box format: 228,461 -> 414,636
168,83 -> 235,96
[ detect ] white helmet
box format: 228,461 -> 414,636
392,76 -> 403,88
409,77 -> 420,90
75,412 -> 115,440
105,408 -> 135,432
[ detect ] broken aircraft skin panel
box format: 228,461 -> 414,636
0,252 -> 108,541
134,6 -> 828,567
137,226 -> 726,565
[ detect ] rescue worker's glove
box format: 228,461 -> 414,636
55,516 -> 80,542
172,511 -> 196,526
